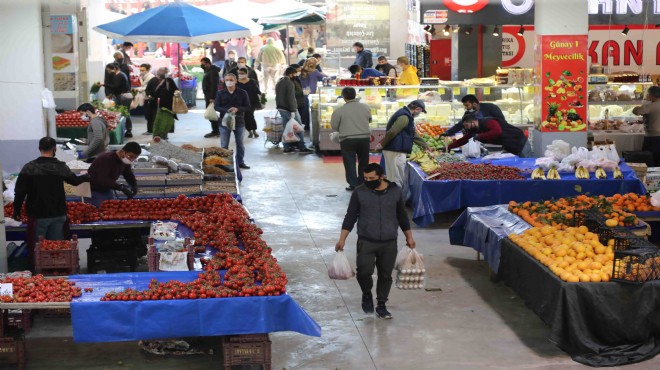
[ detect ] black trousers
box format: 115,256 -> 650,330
245,109 -> 257,131
144,100 -> 157,133
205,96 -> 219,133
356,239 -> 398,304
340,137 -> 370,188
643,136 -> 660,167
299,98 -> 310,130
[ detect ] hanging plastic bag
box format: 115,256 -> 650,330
329,132 -> 341,143
41,88 -> 56,109
396,248 -> 425,290
291,118 -> 304,133
462,138 -> 481,158
608,143 -> 620,163
651,192 -> 660,208
172,91 -> 188,114
204,103 -> 218,121
222,112 -> 235,130
282,118 -> 300,143
328,251 -> 355,280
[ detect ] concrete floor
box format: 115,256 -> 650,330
5,99 -> 660,369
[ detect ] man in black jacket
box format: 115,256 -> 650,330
215,73 -> 251,169
13,137 -> 90,242
352,42 -> 373,68
201,57 -> 221,138
227,56 -> 258,82
442,94 -> 507,137
335,163 -> 417,319
102,63 -> 134,137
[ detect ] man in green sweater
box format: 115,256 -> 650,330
331,87 -> 372,191
380,100 -> 429,192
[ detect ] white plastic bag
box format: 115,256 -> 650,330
204,103 -> 218,121
462,138 -> 481,158
544,140 -> 571,161
329,132 -> 340,143
131,92 -> 145,109
328,251 -> 355,280
608,143 -> 620,163
282,118 -> 301,143
222,112 -> 235,130
651,192 -> 660,208
396,248 -> 425,290
291,118 -> 304,133
41,88 -> 56,109
535,157 -> 560,171
102,97 -> 115,108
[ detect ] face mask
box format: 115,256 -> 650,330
238,63 -> 246,68
365,178 -> 381,190
466,109 -> 475,113
225,81 -> 235,87
238,74 -> 247,79
81,114 -> 90,121
121,157 -> 132,165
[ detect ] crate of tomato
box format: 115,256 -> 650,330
34,235 -> 80,275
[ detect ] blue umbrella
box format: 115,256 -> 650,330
93,2 -> 261,43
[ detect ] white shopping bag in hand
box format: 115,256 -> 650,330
282,118 -> 301,143
328,251 -> 355,280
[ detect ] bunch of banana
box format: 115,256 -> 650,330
408,151 -> 426,162
595,167 -> 608,179
613,166 -> 623,179
420,159 -> 440,173
575,166 -> 590,179
531,168 -> 546,180
547,167 -> 561,180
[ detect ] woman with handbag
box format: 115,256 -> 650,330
237,67 -> 263,138
146,67 -> 179,140
102,63 -> 134,138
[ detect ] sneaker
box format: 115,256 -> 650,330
142,131 -> 152,135
204,132 -> 220,138
124,132 -> 133,138
362,295 -> 374,313
283,148 -> 295,153
248,133 -> 254,138
239,163 -> 250,169
375,304 -> 392,319
299,147 -> 313,154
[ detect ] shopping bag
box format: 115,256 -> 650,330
463,138 -> 481,158
328,251 -> 355,280
282,118 -> 300,143
396,248 -> 425,289
222,112 -> 236,130
330,132 -> 341,143
102,97 -> 115,108
204,103 -> 218,121
608,143 -> 620,163
292,119 -> 304,133
263,111 -> 282,131
172,91 -> 188,114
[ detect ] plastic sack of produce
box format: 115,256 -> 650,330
172,91 -> 188,114
651,192 -> 660,207
535,157 -> 560,171
330,132 -> 341,143
607,143 -> 620,163
462,138 -> 481,158
102,97 -> 115,108
328,251 -> 355,280
204,103 -> 218,121
544,140 -> 570,161
396,248 -> 425,290
221,112 -> 235,130
282,118 -> 301,143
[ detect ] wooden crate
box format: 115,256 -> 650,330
222,334 -> 271,370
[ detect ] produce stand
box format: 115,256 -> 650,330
590,131 -> 644,156
56,116 -> 126,145
408,158 -> 646,227
498,238 -> 660,366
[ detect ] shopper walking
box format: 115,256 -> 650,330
87,142 -> 141,207
237,67 -> 262,138
633,86 -> 660,166
221,50 -> 239,79
381,100 -> 429,192
77,103 -> 109,160
331,87 -> 372,191
352,42 -> 373,68
102,63 -> 134,137
13,137 -> 90,250
200,57 -> 221,138
137,63 -> 155,135
214,73 -> 251,169
375,56 -> 397,78
255,37 -> 286,94
227,56 -> 258,81
335,162 -> 416,319
276,67 -> 313,154
290,64 -> 307,132
146,67 -> 178,140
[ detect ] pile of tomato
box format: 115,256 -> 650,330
0,275 -> 82,303
5,201 -> 100,224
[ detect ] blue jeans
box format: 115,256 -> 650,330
87,189 -> 116,207
278,109 -> 306,150
220,125 -> 246,165
35,215 -> 67,241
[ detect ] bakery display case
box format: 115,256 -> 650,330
315,83 -> 534,151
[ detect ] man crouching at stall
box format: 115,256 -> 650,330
87,142 -> 142,207
335,163 -> 417,319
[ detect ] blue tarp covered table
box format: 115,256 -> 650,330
407,158 -> 646,227
69,271 -> 322,342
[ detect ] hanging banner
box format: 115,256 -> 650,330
326,0 -> 390,59
50,14 -> 78,110
537,35 -> 588,132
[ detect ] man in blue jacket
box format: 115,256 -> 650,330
335,163 -> 417,319
348,65 -> 385,79
352,42 -> 373,68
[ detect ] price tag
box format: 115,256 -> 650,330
635,84 -> 643,93
335,89 -> 341,96
438,88 -> 445,94
467,87 -> 475,94
0,283 -> 13,296
483,87 -> 490,94
452,87 -> 461,95
612,85 -> 619,91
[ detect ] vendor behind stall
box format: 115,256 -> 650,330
87,142 -> 142,207
446,114 -> 532,157
443,95 -> 506,137
348,65 -> 385,79
77,103 -> 109,161
633,86 -> 660,166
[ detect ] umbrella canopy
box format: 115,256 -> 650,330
204,0 -> 326,25
93,2 -> 262,43
257,9 -> 325,25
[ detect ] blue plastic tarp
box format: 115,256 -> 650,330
408,159 -> 646,227
69,272 -> 321,342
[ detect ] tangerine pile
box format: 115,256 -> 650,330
509,225 -> 614,283
508,193 -> 654,229
416,123 -> 446,136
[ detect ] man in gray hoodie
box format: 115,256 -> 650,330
331,87 -> 372,191
77,103 -> 109,160
335,163 -> 417,319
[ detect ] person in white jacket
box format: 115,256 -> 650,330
137,64 -> 156,134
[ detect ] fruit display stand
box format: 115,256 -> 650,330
407,157 -> 646,227
56,116 -> 125,145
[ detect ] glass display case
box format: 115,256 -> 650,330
314,84 -> 535,151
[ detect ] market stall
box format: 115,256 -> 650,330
55,110 -> 125,145
408,158 -> 646,227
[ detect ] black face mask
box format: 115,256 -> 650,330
364,179 -> 381,190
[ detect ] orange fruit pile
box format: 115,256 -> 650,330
416,123 -> 446,136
